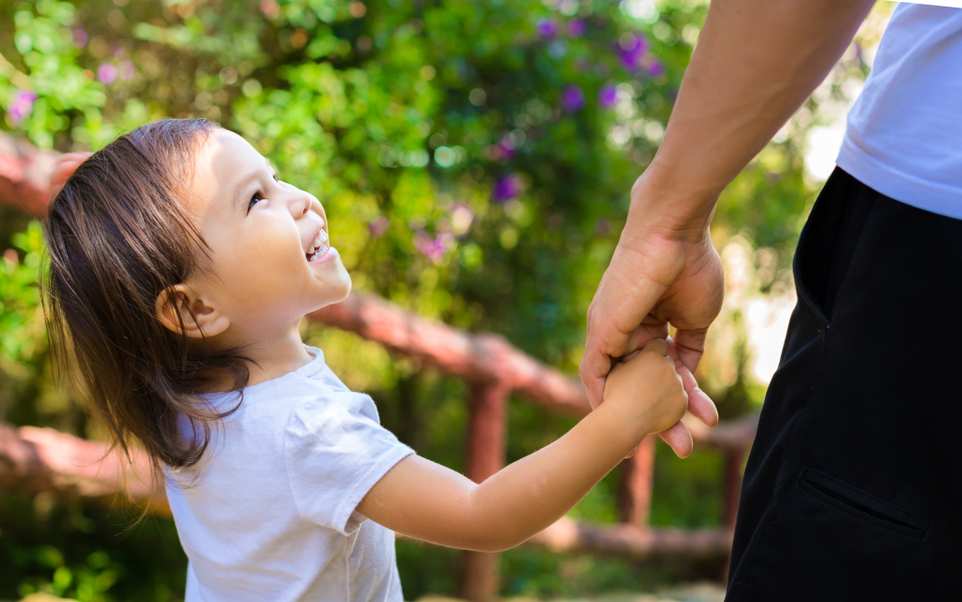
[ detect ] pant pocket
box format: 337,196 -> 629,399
799,468 -> 925,540
797,468 -> 924,540
791,168 -> 876,325
726,467 -> 926,602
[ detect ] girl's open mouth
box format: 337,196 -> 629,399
305,228 -> 332,262
308,245 -> 337,264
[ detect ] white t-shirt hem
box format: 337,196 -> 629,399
837,135 -> 962,221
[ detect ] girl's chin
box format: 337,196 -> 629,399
315,276 -> 352,308
332,278 -> 352,303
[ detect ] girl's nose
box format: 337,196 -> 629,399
304,195 -> 326,223
291,193 -> 310,219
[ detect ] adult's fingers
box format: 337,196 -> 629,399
666,335 -> 718,429
581,247 -> 673,406
582,315 -> 668,409
584,321 -> 670,409
626,320 -> 669,357
580,342 -> 610,410
668,330 -> 718,426
578,348 -> 611,409
658,421 -> 694,459
674,362 -> 719,427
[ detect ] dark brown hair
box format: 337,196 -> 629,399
40,118 -> 255,496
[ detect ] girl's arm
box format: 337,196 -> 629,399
356,339 -> 689,552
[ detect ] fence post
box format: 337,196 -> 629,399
618,436 -> 655,528
461,380 -> 509,602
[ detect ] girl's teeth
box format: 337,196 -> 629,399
311,230 -> 329,248
307,231 -> 331,260
306,229 -> 331,260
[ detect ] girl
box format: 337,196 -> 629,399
42,118 -> 712,600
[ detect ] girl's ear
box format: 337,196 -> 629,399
154,284 -> 230,339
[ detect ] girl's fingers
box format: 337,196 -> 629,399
659,421 -> 694,459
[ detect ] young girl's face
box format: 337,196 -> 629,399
178,127 -> 351,341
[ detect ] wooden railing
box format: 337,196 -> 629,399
0,134 -> 758,600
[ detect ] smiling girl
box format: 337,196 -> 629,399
42,118 -> 711,600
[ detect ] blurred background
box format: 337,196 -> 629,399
0,0 -> 892,600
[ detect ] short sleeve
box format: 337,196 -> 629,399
284,391 -> 415,535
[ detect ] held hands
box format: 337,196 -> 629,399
602,339 -> 688,441
581,172 -> 723,458
357,337 -> 699,554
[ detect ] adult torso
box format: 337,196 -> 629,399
837,3 -> 962,219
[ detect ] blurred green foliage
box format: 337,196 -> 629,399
0,0 -> 876,599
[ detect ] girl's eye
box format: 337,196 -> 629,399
246,175 -> 281,213
247,191 -> 264,212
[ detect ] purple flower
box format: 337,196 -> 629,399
368,216 -> 389,238
97,63 -> 117,85
646,58 -> 665,78
7,90 -> 37,125
568,19 -> 586,37
537,19 -> 558,40
492,174 -> 521,204
72,27 -> 88,48
561,85 -> 584,112
617,34 -> 648,71
414,232 -> 453,263
598,84 -> 618,109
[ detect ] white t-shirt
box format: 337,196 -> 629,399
837,3 -> 962,219
163,345 -> 415,601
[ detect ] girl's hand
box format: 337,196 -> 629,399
602,338 -> 689,440
356,343 -> 690,553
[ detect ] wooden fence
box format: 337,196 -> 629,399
0,134 -> 758,600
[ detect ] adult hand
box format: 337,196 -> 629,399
581,172 -> 723,458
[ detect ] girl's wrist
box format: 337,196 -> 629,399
589,394 -> 648,454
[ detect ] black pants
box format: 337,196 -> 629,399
726,167 -> 962,601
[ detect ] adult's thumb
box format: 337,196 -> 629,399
672,327 -> 708,374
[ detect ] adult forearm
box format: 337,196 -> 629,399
634,0 -> 875,237
467,400 -> 641,551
